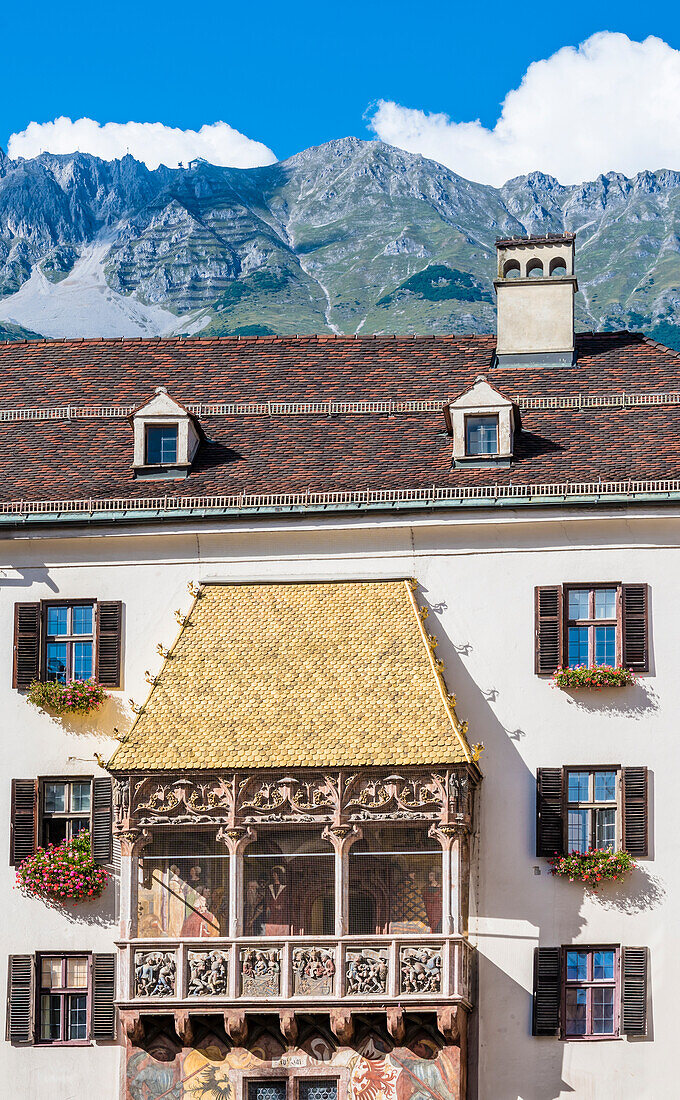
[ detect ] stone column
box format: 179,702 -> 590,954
117,829 -> 151,940
322,824 -> 362,938
429,823 -> 468,937
217,826 -> 256,939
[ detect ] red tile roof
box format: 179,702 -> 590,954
0,332 -> 679,504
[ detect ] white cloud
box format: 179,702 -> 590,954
369,32 -> 680,186
7,116 -> 277,170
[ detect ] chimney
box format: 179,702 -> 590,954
494,234 -> 577,367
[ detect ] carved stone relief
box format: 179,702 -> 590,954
240,947 -> 281,997
292,946 -> 336,996
345,949 -> 389,995
134,950 -> 176,997
187,950 -> 230,997
400,946 -> 442,994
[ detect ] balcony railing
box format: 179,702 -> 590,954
117,935 -> 474,1009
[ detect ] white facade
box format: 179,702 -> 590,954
0,503 -> 675,1098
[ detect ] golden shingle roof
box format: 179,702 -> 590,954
109,580 -> 472,771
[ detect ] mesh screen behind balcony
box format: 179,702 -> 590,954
243,827 -> 334,937
349,824 -> 442,935
138,829 -> 229,937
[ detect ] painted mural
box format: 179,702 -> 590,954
125,1028 -> 460,1100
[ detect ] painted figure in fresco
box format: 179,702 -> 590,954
265,864 -> 290,934
181,886 -> 219,937
421,869 -> 442,933
244,877 -> 265,936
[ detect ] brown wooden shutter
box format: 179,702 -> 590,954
10,779 -> 38,867
12,603 -> 41,689
535,586 -> 563,675
622,947 -> 647,1035
532,947 -> 561,1036
91,777 -> 113,864
91,954 -> 117,1040
96,601 -> 123,688
622,767 -> 648,857
622,584 -> 649,671
536,768 -> 565,857
6,955 -> 34,1043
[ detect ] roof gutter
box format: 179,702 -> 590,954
1,486 -> 680,530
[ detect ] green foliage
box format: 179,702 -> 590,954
378,265 -> 492,307
552,665 -> 636,690
549,848 -> 636,887
28,678 -> 108,714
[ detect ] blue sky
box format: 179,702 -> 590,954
3,2 -> 680,184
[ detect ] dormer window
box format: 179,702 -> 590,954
466,415 -> 498,456
145,424 -> 178,465
131,387 -> 203,480
445,376 -> 519,466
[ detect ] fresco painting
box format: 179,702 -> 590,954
125,1033 -> 460,1099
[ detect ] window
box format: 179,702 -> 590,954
248,1084 -> 286,1100
534,584 -> 649,676
38,955 -> 90,1044
349,825 -> 442,935
566,586 -> 617,668
566,770 -> 617,853
145,424 -> 178,465
299,1083 -> 338,1100
465,415 -> 498,456
536,766 -> 648,859
564,948 -> 618,1038
41,779 -> 92,846
242,827 -> 334,937
137,829 -> 230,938
45,602 -> 94,683
13,599 -> 122,690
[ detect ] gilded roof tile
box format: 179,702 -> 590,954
109,580 -> 472,771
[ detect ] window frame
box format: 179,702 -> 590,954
144,421 -> 179,466
464,413 -> 499,457
565,767 -> 622,853
35,952 -> 92,1047
42,598 -> 96,684
40,777 -> 93,848
564,583 -> 622,668
561,945 -> 620,1040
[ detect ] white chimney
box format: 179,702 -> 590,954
494,234 -> 577,367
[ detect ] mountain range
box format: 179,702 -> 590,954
1,137 -> 680,348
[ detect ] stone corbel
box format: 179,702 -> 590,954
174,1011 -> 193,1047
216,825 -> 257,856
386,1007 -> 405,1045
279,1011 -> 298,1046
330,1010 -> 354,1045
437,1005 -> 467,1045
117,828 -> 152,858
120,1010 -> 144,1044
224,1011 -> 248,1046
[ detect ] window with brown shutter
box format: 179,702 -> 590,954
91,954 -> 116,1040
6,955 -> 35,1043
12,603 -> 41,688
535,586 -> 563,674
532,947 -> 561,1035
536,766 -> 648,858
535,583 -> 650,675
12,600 -> 123,689
533,945 -> 648,1040
536,769 -> 565,857
622,768 -> 649,857
10,779 -> 38,866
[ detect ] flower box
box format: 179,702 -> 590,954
16,832 -> 109,903
552,665 -> 636,690
548,848 -> 635,887
27,678 -> 108,714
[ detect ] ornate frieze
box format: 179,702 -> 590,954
400,946 -> 442,994
345,949 -> 389,996
292,947 -> 336,996
240,947 -> 281,997
187,950 -> 229,997
126,766 -> 476,829
134,950 -> 176,997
